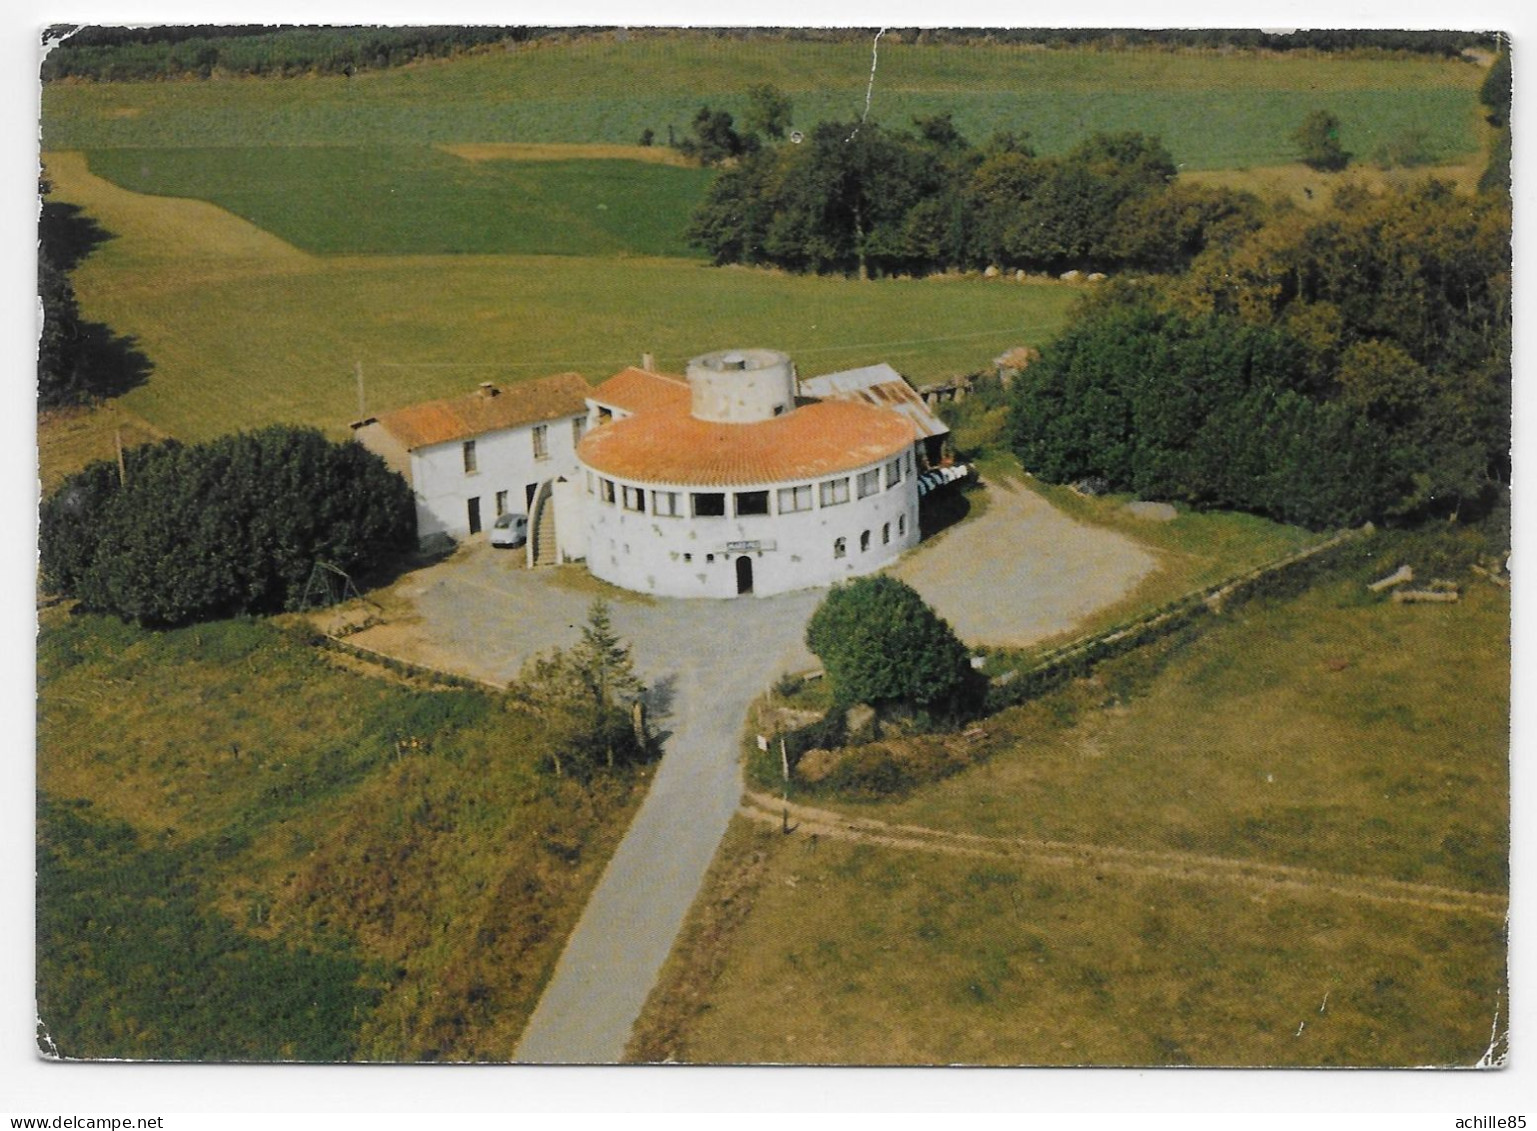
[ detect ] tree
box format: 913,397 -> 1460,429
514,600 -> 650,778
805,576 -> 983,721
1479,48 -> 1511,126
677,105 -> 749,166
742,83 -> 793,141
1293,110 -> 1350,171
39,427 -> 415,625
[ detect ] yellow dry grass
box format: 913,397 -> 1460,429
38,403 -> 170,493
437,142 -> 694,167
42,151 -> 315,285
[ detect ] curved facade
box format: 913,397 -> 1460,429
575,350 -> 922,599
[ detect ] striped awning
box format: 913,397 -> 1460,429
917,465 -> 971,497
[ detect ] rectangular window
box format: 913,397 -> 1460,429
777,484 -> 812,513
692,492 -> 726,518
532,424 -> 549,461
857,469 -> 881,498
820,478 -> 850,507
622,485 -> 646,512
462,440 -> 477,474
653,490 -> 681,517
886,459 -> 902,488
495,489 -> 509,517
572,417 -> 585,446
467,496 -> 482,535
735,490 -> 770,517
600,479 -> 616,504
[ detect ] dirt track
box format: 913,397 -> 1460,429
739,792 -> 1508,921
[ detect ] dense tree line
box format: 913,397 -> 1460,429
40,427 -> 415,625
691,116 -> 1262,278
38,183 -> 153,408
1009,181 -> 1511,529
42,24 -> 545,81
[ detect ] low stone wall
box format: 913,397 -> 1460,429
985,525 -> 1372,711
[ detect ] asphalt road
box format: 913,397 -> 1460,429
512,588 -> 821,1063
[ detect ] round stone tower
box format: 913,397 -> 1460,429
685,348 -> 797,423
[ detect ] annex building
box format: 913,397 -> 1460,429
353,348 -> 964,599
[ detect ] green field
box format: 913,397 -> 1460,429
43,36 -> 1485,171
36,612 -> 646,1060
86,147 -> 715,257
633,574 -> 1509,1066
43,151 -> 1077,451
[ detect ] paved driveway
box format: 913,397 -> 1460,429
337,478 -> 1158,1061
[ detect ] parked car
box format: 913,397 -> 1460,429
489,512 -> 528,548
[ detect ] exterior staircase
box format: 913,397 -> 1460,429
527,480 -> 559,568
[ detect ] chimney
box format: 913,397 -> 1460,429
478,381 -> 498,398
641,352 -> 655,372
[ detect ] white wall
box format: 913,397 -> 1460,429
579,453 -> 920,599
409,414 -> 586,544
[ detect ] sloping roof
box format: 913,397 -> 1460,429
578,399 -> 916,488
799,364 -> 950,442
370,372 -> 591,451
588,367 -> 691,416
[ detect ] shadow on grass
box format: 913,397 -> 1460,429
39,200 -> 112,272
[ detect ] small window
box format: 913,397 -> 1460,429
532,424 -> 549,461
684,553 -> 692,563
773,404 -> 787,416
833,537 -> 847,559
693,492 -> 726,518
882,522 -> 890,545
597,406 -> 613,424
622,485 -> 645,512
778,484 -> 812,513
857,469 -> 881,498
886,459 -> 902,488
463,440 -> 477,474
735,490 -> 770,517
820,478 -> 850,507
860,530 -> 871,552
600,479 -> 616,504
706,553 -> 715,563
572,417 -> 585,446
653,490 -> 681,517
898,514 -> 907,536
496,489 -> 509,517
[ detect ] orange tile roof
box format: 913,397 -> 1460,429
578,399 -> 917,487
589,367 -> 690,416
373,372 -> 591,450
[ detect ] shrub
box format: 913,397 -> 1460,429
39,426 -> 415,625
805,576 -> 985,723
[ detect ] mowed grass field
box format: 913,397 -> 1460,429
631,577 -> 1509,1066
41,151 -> 1077,456
85,147 -> 715,257
43,35 -> 1486,171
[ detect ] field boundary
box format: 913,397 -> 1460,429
739,791 -> 1507,920
316,630 -> 507,693
986,524 -> 1371,710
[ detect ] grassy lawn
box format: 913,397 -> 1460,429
37,612 -> 648,1061
40,151 -> 1077,467
42,37 -> 1485,171
631,574 -> 1508,1066
85,147 -> 715,257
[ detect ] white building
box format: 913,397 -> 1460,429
352,372 -> 591,547
353,349 -> 962,598
570,349 -> 924,599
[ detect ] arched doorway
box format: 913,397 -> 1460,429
735,555 -> 754,595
